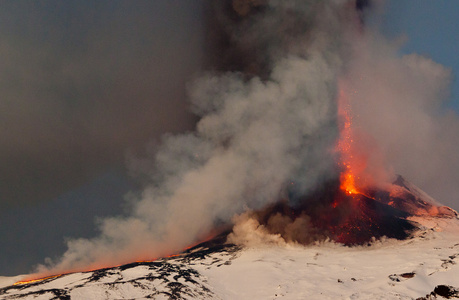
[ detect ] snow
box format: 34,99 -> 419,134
194,219 -> 459,299
1,218 -> 459,299
0,276 -> 26,289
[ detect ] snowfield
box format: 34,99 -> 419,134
1,216 -> 459,299
197,229 -> 459,299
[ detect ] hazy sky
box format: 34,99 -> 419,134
0,0 -> 205,275
1,0 -> 458,276
0,0 -> 203,209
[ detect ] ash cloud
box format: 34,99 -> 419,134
0,1 -> 203,208
37,0 -> 459,274
40,0 -> 354,274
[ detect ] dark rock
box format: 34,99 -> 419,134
434,285 -> 459,298
417,285 -> 459,299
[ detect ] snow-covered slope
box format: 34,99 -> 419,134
2,216 -> 459,300
199,219 -> 459,299
2,175 -> 459,300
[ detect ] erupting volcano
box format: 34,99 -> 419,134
3,0 -> 459,299
337,81 -> 361,197
236,79 -> 458,247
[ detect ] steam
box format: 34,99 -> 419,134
38,0 -> 459,273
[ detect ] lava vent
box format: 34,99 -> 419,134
230,175 -> 458,246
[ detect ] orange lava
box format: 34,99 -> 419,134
13,275 -> 62,286
336,80 -> 362,196
13,231 -> 221,286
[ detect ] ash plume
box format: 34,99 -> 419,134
38,0 -> 459,273
0,1 -> 203,209
39,0 -> 350,274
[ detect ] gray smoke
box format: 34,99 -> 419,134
39,0 -> 459,274
40,0 -> 352,273
342,27 -> 459,209
0,1 -> 203,208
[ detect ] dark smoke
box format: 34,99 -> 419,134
356,0 -> 371,11
0,1 -> 204,208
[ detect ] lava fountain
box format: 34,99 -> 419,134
336,80 -> 360,196
233,78 -> 458,247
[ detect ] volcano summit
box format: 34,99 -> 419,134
229,175 -> 458,247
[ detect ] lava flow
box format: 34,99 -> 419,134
12,230 -> 223,287
13,275 -> 62,286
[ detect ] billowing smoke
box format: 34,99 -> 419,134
37,0 -> 353,273
37,0 -> 459,273
227,208 -> 329,247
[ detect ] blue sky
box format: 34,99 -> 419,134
380,0 -> 459,112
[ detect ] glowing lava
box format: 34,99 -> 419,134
13,275 -> 63,286
13,231 -> 222,286
336,80 -> 362,196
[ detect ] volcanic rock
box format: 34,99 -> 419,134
243,176 -> 458,246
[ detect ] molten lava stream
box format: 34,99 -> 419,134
13,231 -> 222,286
13,275 -> 62,286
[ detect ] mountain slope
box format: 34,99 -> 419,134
2,216 -> 459,300
2,177 -> 459,300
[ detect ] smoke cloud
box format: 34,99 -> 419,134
37,0 -> 459,274
227,209 -> 329,247
342,27 -> 459,209
39,0 -> 353,273
0,1 -> 203,208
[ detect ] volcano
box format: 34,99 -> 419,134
2,1 -> 459,299
243,175 -> 458,247
2,177 -> 459,299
